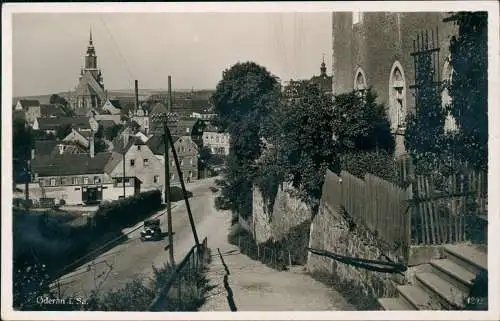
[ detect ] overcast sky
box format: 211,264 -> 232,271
12,12 -> 332,97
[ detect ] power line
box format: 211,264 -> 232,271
98,15 -> 136,83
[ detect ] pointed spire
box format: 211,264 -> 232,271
320,54 -> 327,76
89,26 -> 93,45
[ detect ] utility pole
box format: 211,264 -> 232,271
151,75 -> 176,265
122,151 -> 126,198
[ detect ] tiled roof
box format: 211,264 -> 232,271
36,116 -> 90,130
31,152 -> 115,177
98,119 -> 116,129
19,99 -> 40,108
109,99 -> 122,109
34,140 -> 59,157
40,104 -> 65,117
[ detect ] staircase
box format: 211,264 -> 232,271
378,244 -> 487,310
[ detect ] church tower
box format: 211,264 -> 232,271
71,27 -> 106,115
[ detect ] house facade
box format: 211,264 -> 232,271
108,137 -> 165,193
147,135 -> 199,183
63,129 -> 91,148
102,99 -> 122,115
203,129 -> 230,155
33,116 -> 97,134
29,152 -> 138,205
331,12 -> 459,157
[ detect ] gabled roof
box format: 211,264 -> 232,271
32,152 -> 115,177
108,99 -> 122,109
18,99 -> 40,108
36,116 -> 90,130
40,104 -> 65,117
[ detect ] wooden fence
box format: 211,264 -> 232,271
410,171 -> 487,245
322,170 -> 411,258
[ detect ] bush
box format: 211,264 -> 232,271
340,151 -> 398,184
94,190 -> 162,230
215,196 -> 231,211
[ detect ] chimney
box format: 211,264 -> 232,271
89,130 -> 95,158
168,75 -> 173,113
134,79 -> 139,114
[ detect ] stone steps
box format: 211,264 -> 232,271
379,244 -> 487,311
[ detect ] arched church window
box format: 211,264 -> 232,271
388,61 -> 407,132
353,67 -> 367,97
442,59 -> 458,133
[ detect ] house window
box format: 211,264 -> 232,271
60,178 -> 67,185
130,159 -> 135,167
154,175 -> 160,183
186,127 -> 190,133
189,157 -> 193,165
94,176 -> 101,184
83,177 -> 89,185
50,178 -> 56,186
137,145 -> 141,151
144,159 -> 149,167
39,179 -> 45,186
72,177 -> 79,185
180,159 -> 184,166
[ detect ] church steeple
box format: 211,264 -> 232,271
85,26 -> 97,70
320,54 -> 327,76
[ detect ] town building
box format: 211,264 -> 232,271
28,151 -> 140,205
146,135 -> 199,183
24,103 -> 66,126
202,124 -> 230,155
310,57 -> 333,94
101,98 -> 122,115
190,112 -> 217,120
62,128 -> 92,148
15,99 -> 40,112
331,12 -> 459,157
33,116 -> 97,135
69,29 -> 107,116
108,136 -> 165,193
130,104 -> 151,134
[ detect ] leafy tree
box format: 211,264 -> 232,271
212,62 -> 281,218
333,88 -> 395,153
55,124 -> 73,140
104,124 -> 125,141
271,81 -> 338,212
404,46 -> 446,174
49,94 -> 68,107
447,12 -> 488,171
94,138 -> 108,153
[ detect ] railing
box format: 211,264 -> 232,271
410,171 -> 487,245
149,237 -> 209,311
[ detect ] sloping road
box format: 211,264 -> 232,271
54,177 -> 221,299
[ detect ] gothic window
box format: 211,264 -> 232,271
388,61 -> 407,132
353,67 -> 367,97
442,59 -> 458,133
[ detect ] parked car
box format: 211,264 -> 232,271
140,218 -> 162,241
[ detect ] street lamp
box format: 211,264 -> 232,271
151,111 -> 178,265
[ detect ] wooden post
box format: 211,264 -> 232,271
167,127 -> 200,248
164,121 -> 175,265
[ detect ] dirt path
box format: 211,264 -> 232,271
199,213 -> 354,311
